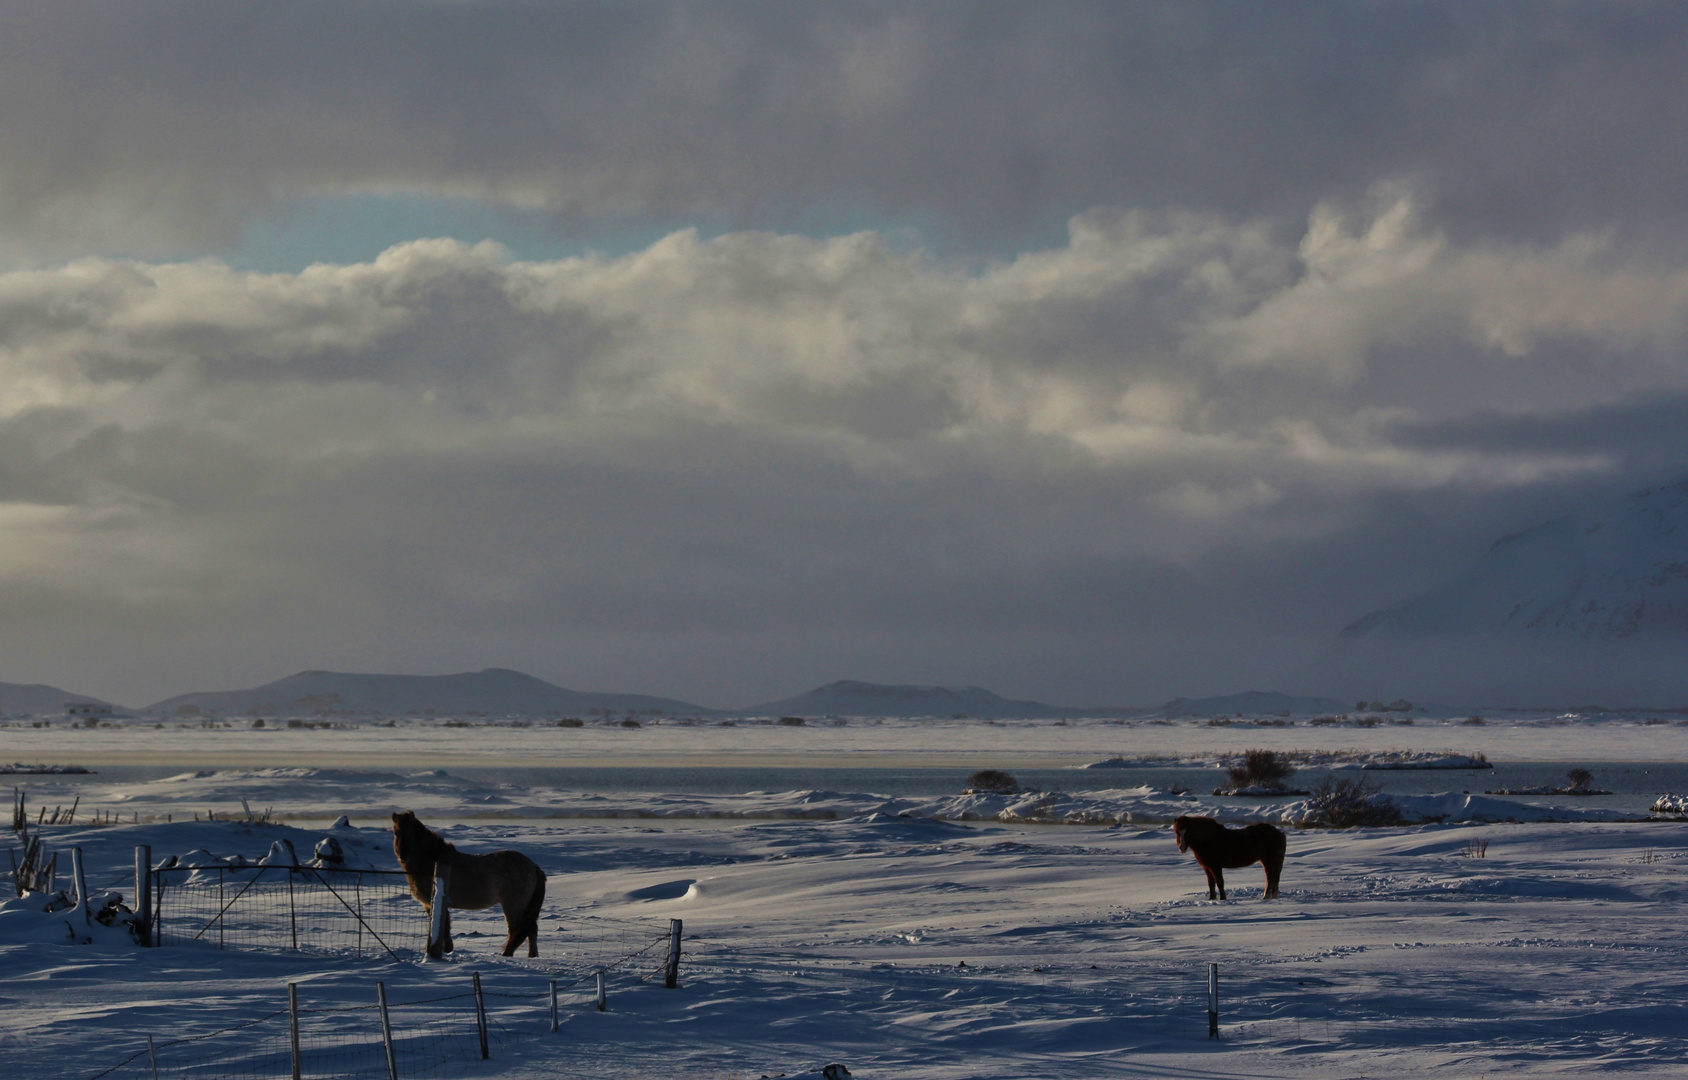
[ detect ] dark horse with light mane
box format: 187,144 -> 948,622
1173,815 -> 1286,900
392,811 -> 547,957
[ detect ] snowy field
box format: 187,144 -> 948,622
5,714 -> 1688,1079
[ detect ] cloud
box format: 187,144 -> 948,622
7,3 -> 1688,259
4,197 -> 1688,703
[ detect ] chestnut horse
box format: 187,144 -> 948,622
1173,815 -> 1286,900
392,811 -> 547,957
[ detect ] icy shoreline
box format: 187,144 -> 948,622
7,766 -> 1663,828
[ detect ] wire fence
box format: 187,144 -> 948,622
152,867 -> 423,959
88,920 -> 680,1080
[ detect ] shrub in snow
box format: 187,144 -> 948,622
965,769 -> 1020,794
1227,749 -> 1293,790
1567,768 -> 1594,792
1306,776 -> 1404,827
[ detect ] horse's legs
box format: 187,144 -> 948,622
1263,849 -> 1284,899
502,876 -> 545,957
500,903 -> 529,957
1200,863 -> 1218,900
1212,866 -> 1226,901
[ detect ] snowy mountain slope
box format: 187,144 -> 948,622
1342,478 -> 1688,641
0,680 -> 116,716
739,679 -> 1097,718
142,668 -> 717,717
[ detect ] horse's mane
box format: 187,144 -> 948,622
393,810 -> 453,866
1175,814 -> 1227,838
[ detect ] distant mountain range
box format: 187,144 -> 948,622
0,668 -> 1455,719
1343,478 -> 1688,642
0,681 -> 115,716
141,668 -> 716,718
739,679 -> 1109,719
1160,690 -> 1350,717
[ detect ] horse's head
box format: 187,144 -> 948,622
392,810 -> 441,866
1173,816 -> 1190,852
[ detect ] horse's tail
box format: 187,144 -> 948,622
518,864 -> 547,952
525,866 -> 547,927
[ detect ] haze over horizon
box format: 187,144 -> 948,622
5,3 -> 1688,708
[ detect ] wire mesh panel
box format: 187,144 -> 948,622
542,913 -> 675,987
153,866 -> 427,958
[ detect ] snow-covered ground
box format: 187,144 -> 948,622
5,810 -> 1688,1079
5,716 -> 1688,1078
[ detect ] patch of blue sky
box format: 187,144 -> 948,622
224,193 -> 1075,272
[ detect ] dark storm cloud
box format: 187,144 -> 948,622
4,3 -> 1688,706
5,2 -> 1688,256
2,200 -> 1684,704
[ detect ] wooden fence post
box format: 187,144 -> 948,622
471,971 -> 489,1060
549,979 -> 558,1031
596,968 -> 607,1012
427,865 -> 450,959
146,1033 -> 160,1080
71,847 -> 89,926
1207,962 -> 1219,1039
376,981 -> 398,1080
288,982 -> 302,1080
665,918 -> 682,988
134,846 -> 152,946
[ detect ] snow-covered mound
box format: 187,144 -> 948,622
894,787 -> 1639,826
0,892 -> 140,947
1346,753 -> 1492,770
0,763 -> 91,774
1076,749 -> 1491,771
1342,478 -> 1688,641
1651,794 -> 1688,814
1385,792 -> 1633,824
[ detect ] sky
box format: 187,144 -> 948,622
4,1 -> 1688,709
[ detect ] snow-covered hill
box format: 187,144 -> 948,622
739,679 -> 1097,718
142,668 -> 716,718
1342,478 -> 1688,642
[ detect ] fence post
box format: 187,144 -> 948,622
71,846 -> 89,926
376,981 -> 398,1080
549,979 -> 559,1031
427,865 -> 450,959
665,918 -> 682,988
134,846 -> 152,947
287,866 -> 299,951
1207,962 -> 1219,1039
146,1033 -> 160,1080
595,968 -> 606,1012
288,982 -> 302,1080
471,971 -> 489,1060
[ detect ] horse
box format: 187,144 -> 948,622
391,811 -> 547,957
1173,815 -> 1286,900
